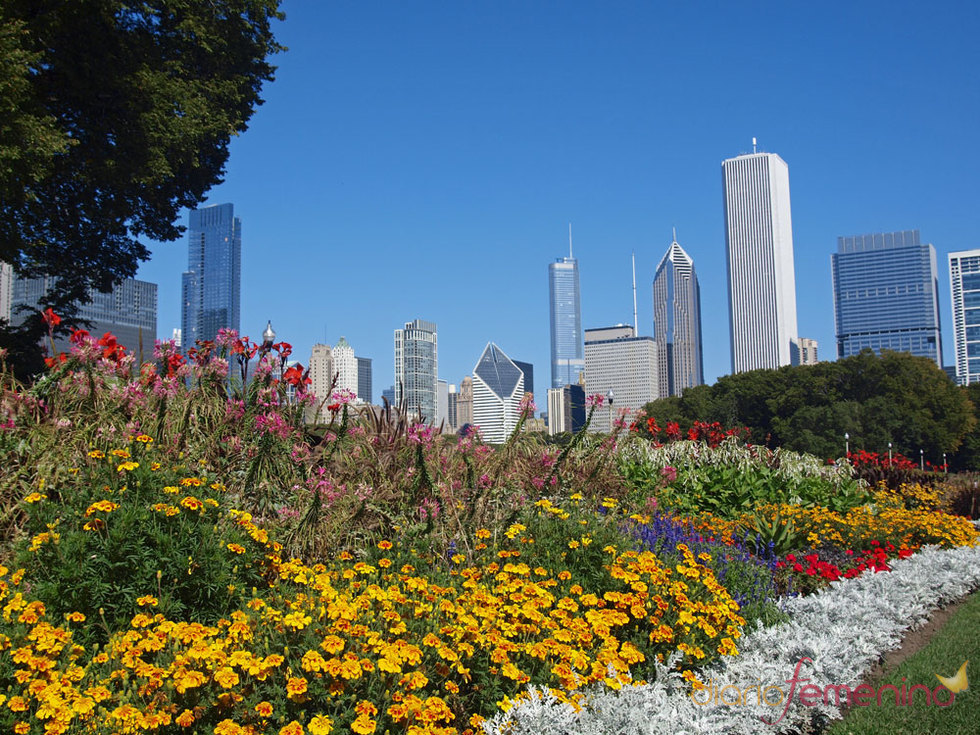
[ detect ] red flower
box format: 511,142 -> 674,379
42,308 -> 61,327
327,403 -> 341,413
44,353 -> 67,368
282,364 -> 309,387
97,332 -> 125,362
70,329 -> 90,344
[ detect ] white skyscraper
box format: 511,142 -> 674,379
332,336 -> 358,400
722,148 -> 799,374
394,319 -> 438,422
949,249 -> 980,385
584,325 -> 658,431
472,343 -> 525,443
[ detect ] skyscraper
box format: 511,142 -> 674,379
307,343 -> 334,422
546,384 -> 585,435
949,249 -> 980,385
583,325 -> 658,431
356,356 -> 373,404
549,237 -> 584,388
513,360 -> 534,400
797,338 -> 819,365
394,319 -> 438,422
832,230 -> 941,367
181,203 -> 241,349
333,336 -> 358,399
456,376 -> 474,429
722,149 -> 799,373
653,237 -> 703,397
472,343 -> 525,443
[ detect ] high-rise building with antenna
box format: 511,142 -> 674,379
653,235 -> 703,397
722,148 -> 799,373
548,226 -> 584,389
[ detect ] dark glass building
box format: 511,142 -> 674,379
356,356 -> 373,404
181,203 -> 241,349
831,230 -> 941,367
549,254 -> 584,389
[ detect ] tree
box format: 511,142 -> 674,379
0,0 -> 284,366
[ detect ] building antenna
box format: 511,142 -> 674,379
672,226 -> 677,243
752,136 -> 757,154
568,223 -> 573,258
631,250 -> 638,334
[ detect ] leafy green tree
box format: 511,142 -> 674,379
0,0 -> 284,366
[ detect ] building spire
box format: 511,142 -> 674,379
568,223 -> 573,258
632,251 -> 638,334
672,226 -> 677,244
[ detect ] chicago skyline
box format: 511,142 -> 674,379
722,149 -> 799,374
131,5 -> 976,399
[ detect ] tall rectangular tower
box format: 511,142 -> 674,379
722,150 -> 799,373
394,319 -> 438,422
181,203 -> 241,348
949,249 -> 980,385
832,230 -> 941,367
356,356 -> 373,404
653,237 -> 703,397
549,250 -> 584,389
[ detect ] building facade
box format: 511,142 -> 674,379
583,325 -> 658,431
797,337 -> 819,365
472,343 -> 525,443
948,249 -> 980,384
546,384 -> 586,435
832,230 -> 941,367
549,255 -> 584,389
0,261 -> 12,324
181,203 -> 241,350
722,151 -> 799,373
12,276 -> 157,354
332,337 -> 358,400
456,376 -> 474,429
513,360 -> 534,401
653,238 -> 703,397
356,356 -> 373,404
307,343 -> 334,422
394,319 -> 438,422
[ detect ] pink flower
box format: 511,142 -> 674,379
661,465 -> 677,483
586,393 -> 605,408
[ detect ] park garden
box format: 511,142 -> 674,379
0,324 -> 978,735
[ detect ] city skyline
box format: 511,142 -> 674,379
132,2 -> 979,398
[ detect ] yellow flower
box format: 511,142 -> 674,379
350,715 -> 376,735
180,496 -> 204,511
116,461 -> 139,472
279,722 -> 305,735
135,434 -> 153,443
136,595 -> 158,607
377,540 -> 393,550
308,715 -> 333,735
254,701 -> 274,717
24,492 -> 45,504
226,543 -> 246,554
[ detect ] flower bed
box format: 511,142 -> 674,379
482,540 -> 980,734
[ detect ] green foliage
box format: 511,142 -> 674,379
0,0 -> 284,369
14,441 -> 272,646
744,507 -> 800,556
642,350 -> 975,463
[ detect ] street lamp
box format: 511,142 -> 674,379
844,432 -> 849,457
888,442 -> 892,464
920,449 -> 924,472
606,389 -> 614,433
943,452 -> 948,474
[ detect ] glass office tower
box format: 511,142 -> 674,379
653,238 -> 703,397
948,249 -> 980,384
394,319 -> 438,422
831,230 -> 941,367
181,203 -> 241,348
549,255 -> 584,389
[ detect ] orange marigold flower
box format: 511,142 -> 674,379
308,714 -> 333,735
350,715 -> 376,735
377,540 -> 393,550
180,477 -> 204,486
136,595 -> 158,607
255,701 -> 274,717
279,722 -> 305,735
227,543 -> 246,555
286,676 -> 308,698
180,496 -> 204,511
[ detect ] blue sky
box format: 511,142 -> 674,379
137,0 -> 980,403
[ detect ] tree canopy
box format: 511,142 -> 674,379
640,350 -> 977,466
0,0 -> 284,362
